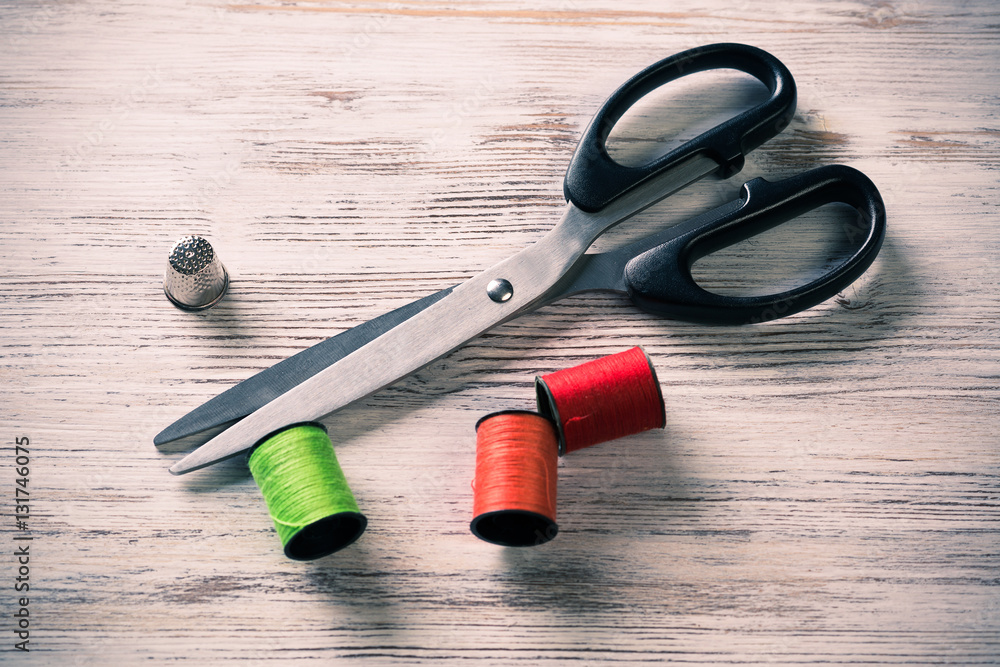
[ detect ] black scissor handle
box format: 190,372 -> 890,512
622,165 -> 886,325
564,43 -> 797,213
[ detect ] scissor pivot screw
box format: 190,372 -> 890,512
487,278 -> 514,303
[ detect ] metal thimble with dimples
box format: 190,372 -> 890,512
163,235 -> 229,310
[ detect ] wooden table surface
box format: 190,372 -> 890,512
2,0 -> 998,664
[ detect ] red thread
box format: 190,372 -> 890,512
470,411 -> 558,547
535,346 -> 665,454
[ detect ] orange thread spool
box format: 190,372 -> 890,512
471,411 -> 559,547
535,346 -> 665,454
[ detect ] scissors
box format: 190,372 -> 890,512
160,43 -> 886,474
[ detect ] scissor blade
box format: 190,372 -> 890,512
160,203 -> 728,447
170,205 -> 601,474
170,155 -> 719,475
158,210 -> 698,446
154,288 -> 454,445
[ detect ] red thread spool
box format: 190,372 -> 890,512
471,410 -> 559,547
535,346 -> 665,454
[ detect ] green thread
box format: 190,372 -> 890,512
248,424 -> 366,560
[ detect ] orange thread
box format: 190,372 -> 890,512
471,411 -> 559,547
536,346 -> 665,454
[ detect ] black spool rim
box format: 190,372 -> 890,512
636,346 -> 667,429
284,511 -> 368,561
533,378 -> 566,455
475,409 -> 553,432
470,509 -> 558,547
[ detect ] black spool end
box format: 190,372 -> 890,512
475,408 -> 550,431
637,346 -> 667,430
470,510 -> 558,548
533,378 -> 566,455
284,511 -> 368,561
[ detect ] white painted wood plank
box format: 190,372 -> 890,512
1,0 -> 998,663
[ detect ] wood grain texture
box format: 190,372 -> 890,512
1,0 -> 998,663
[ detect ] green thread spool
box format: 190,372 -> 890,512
247,423 -> 366,561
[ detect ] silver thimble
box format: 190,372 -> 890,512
163,235 -> 229,310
